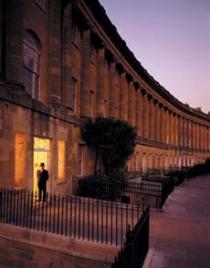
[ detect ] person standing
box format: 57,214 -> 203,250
37,163 -> 49,202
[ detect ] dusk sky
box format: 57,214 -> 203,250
99,0 -> 210,114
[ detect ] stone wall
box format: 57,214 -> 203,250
0,0 -> 210,193
0,224 -> 117,268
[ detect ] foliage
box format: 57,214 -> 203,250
76,172 -> 127,201
82,116 -> 137,173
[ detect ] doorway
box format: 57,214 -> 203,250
33,137 -> 50,192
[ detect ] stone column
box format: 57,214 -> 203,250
168,112 -> 172,146
5,0 -> 24,88
189,121 -> 192,149
192,122 -> 195,150
148,97 -> 155,140
165,109 -> 170,145
136,88 -> 141,137
198,124 -> 202,150
62,3 -> 72,109
162,106 -> 168,144
119,72 -> 127,121
128,80 -> 136,126
142,92 -> 149,139
154,101 -> 159,142
138,90 -> 144,137
175,115 -> 179,147
172,113 -> 176,146
96,47 -> 105,116
80,29 -> 91,117
196,123 -> 200,150
109,61 -> 118,118
48,0 -> 62,103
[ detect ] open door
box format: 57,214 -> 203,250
33,137 -> 50,193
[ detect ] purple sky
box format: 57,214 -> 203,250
99,0 -> 210,114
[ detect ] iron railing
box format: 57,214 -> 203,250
0,189 -> 146,246
112,207 -> 150,268
73,176 -> 175,209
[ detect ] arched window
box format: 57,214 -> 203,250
23,30 -> 40,99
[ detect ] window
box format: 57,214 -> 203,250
34,0 -> 48,12
90,91 -> 94,117
23,30 -> 41,99
72,23 -> 81,47
15,133 -> 27,188
72,77 -> 78,113
58,140 -> 66,182
78,144 -> 85,176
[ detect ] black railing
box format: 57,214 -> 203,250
0,189 -> 146,246
73,176 -> 175,209
112,207 -> 150,268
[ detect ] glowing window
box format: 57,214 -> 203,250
58,140 -> 65,182
34,137 -> 50,150
15,133 -> 27,188
23,30 -> 41,99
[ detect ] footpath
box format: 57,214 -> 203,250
144,175 -> 210,268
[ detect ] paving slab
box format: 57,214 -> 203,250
144,175 -> 210,268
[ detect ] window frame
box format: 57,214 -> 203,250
23,30 -> 41,100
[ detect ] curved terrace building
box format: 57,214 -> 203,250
0,0 -> 209,193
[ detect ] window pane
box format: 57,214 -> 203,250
24,68 -> 33,95
23,31 -> 40,99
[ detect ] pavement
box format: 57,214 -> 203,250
144,175 -> 210,268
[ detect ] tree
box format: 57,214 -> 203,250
82,116 -> 137,174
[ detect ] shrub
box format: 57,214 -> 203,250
82,116 -> 136,174
77,172 -> 127,201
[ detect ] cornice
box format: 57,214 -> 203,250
82,0 -> 210,123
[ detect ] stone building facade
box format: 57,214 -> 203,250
0,0 -> 209,193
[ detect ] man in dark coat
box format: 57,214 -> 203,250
37,163 -> 49,202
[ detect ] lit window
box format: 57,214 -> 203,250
78,144 -> 85,176
72,77 -> 78,113
15,133 -> 27,188
23,30 -> 41,99
58,140 -> 66,182
72,23 -> 80,47
34,0 -> 48,12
